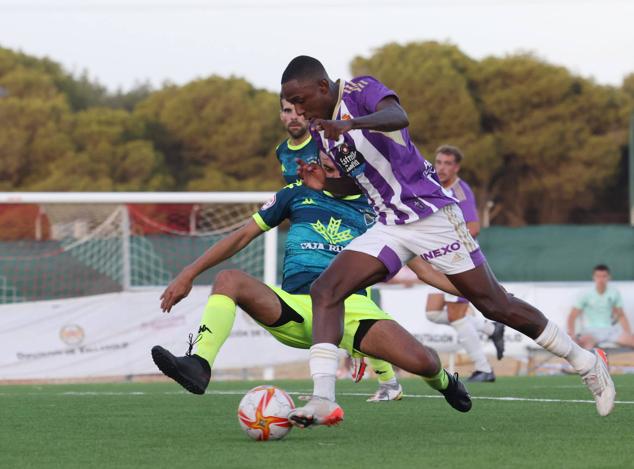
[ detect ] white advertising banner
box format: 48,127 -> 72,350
1,282 -> 633,380
0,288 -> 308,381
380,281 -> 634,359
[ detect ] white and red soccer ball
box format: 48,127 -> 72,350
237,385 -> 295,441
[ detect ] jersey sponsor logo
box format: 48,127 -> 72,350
422,242 -> 461,261
300,241 -> 344,253
336,143 -> 366,178
310,217 -> 354,245
261,195 -> 276,210
301,198 -> 316,205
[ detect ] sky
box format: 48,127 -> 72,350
0,0 -> 633,92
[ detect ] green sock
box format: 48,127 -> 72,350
194,294 -> 236,367
423,368 -> 449,391
368,358 -> 396,383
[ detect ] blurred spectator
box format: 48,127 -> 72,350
567,265 -> 634,349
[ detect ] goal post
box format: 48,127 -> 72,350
0,192 -> 277,304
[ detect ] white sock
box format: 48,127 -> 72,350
534,320 -> 595,374
452,316 -> 492,373
310,343 -> 339,401
426,309 -> 449,325
471,313 -> 495,336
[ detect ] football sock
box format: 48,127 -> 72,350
368,358 -> 396,383
471,313 -> 495,336
310,343 -> 339,401
423,368 -> 449,391
535,320 -> 595,374
452,316 -> 492,373
194,294 -> 236,367
426,309 -> 450,325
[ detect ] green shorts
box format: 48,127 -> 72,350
260,285 -> 394,357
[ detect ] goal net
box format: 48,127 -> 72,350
0,192 -> 277,304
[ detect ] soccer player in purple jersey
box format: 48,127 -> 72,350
425,145 -> 505,382
280,55 -> 615,427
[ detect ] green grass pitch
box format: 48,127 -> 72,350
2,375 -> 633,469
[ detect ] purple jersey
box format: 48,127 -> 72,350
448,178 -> 479,223
312,76 -> 456,225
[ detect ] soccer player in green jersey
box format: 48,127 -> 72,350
277,98 -> 402,400
276,98 -> 320,184
151,155 -> 472,425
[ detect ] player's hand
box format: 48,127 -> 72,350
160,272 -> 194,313
296,158 -> 326,190
310,119 -> 352,140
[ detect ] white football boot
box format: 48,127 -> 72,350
581,348 -> 616,416
288,396 -> 344,428
367,382 -> 403,402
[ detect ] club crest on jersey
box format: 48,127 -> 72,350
336,143 -> 366,178
261,195 -> 276,210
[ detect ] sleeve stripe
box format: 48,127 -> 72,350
252,213 -> 271,232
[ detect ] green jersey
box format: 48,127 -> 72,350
574,286 -> 623,329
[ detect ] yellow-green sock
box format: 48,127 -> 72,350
423,368 -> 449,391
195,294 -> 236,367
369,358 -> 396,383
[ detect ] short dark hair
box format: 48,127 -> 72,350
435,145 -> 464,164
281,55 -> 328,84
593,264 -> 610,273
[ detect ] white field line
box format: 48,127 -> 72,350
0,389 -> 633,405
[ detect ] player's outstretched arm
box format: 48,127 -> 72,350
407,257 -> 463,296
160,220 -> 264,312
311,97 -> 409,141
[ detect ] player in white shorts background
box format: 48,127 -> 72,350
424,145 -> 504,382
280,55 -> 615,427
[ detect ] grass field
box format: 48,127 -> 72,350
2,375 -> 634,469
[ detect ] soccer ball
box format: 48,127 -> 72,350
237,385 -> 295,441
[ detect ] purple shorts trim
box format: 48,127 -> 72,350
469,248 -> 486,268
377,246 -> 403,282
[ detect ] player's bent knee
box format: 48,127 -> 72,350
310,276 -> 344,306
212,269 -> 247,292
426,309 -> 449,325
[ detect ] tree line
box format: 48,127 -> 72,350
0,42 -> 632,225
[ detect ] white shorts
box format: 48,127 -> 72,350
345,204 -> 485,280
580,326 -> 622,345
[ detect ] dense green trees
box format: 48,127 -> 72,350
0,43 -> 631,224
352,42 -> 631,224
